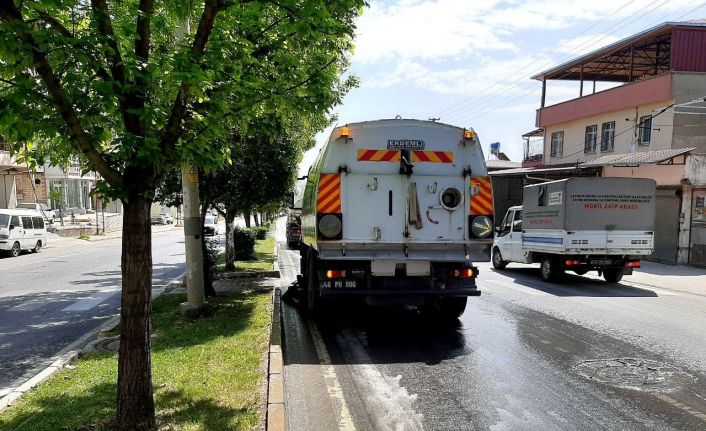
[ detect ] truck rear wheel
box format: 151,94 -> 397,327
424,297 -> 467,319
492,248 -> 507,270
603,268 -> 624,283
539,257 -> 562,282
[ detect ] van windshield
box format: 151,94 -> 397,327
0,214 -> 9,228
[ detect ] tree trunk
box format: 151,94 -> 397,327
200,204 -> 217,297
244,210 -> 251,228
254,213 -> 260,227
225,206 -> 236,271
117,194 -> 156,430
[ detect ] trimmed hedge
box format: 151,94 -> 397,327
232,227 -> 256,260
251,226 -> 268,240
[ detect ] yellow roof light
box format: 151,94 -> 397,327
340,127 -> 351,138
463,129 -> 474,140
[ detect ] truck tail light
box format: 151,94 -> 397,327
565,259 -> 585,266
325,270 -> 347,279
624,260 -> 641,268
449,268 -> 476,278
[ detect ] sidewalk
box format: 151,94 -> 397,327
44,224 -> 180,249
625,260 -> 706,296
577,260 -> 706,296
84,224 -> 179,242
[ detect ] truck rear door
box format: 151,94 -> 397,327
344,174 -> 406,242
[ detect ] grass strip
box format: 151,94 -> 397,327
235,238 -> 275,272
216,237 -> 275,273
0,290 -> 272,431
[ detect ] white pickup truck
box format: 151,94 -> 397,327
492,177 -> 656,283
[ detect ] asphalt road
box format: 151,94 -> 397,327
278,231 -> 706,429
0,229 -> 187,397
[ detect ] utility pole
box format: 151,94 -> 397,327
177,3 -> 204,315
180,164 -> 205,314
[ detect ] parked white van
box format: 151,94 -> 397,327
0,209 -> 48,257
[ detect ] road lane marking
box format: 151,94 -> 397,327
0,251 -> 85,270
61,290 -> 119,312
655,394 -> 706,422
307,319 -> 356,431
337,330 -> 424,431
8,300 -> 47,312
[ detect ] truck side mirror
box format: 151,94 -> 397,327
495,226 -> 502,233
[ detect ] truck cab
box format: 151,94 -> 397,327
286,212 -> 302,248
493,206 -> 528,266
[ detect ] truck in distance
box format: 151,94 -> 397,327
492,177 -> 656,283
295,118 -> 495,318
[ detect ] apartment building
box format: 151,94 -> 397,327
1,138 -> 98,212
506,21 -> 706,266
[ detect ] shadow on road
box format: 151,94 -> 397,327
0,289 -> 118,390
282,291 -> 469,367
67,262 -> 185,288
493,267 -> 659,297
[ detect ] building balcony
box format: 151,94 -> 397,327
536,73 -> 673,128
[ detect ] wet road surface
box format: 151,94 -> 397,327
277,236 -> 706,430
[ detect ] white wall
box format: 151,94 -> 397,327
0,173 -> 17,209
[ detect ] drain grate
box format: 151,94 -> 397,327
574,358 -> 694,393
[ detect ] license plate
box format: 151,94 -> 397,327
320,280 -> 357,289
590,259 -> 612,266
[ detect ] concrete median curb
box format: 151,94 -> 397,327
266,287 -> 285,431
217,270 -> 281,279
0,272 -> 186,414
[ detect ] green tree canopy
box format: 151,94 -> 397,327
0,1 -> 365,429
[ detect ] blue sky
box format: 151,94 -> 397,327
299,0 -> 706,174
300,0 -> 706,173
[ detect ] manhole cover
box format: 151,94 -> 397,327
574,358 -> 694,393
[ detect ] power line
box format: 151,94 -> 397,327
442,0 -> 706,126
434,0 -> 639,117
437,0 -> 675,121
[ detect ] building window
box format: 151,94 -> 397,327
601,121 -> 615,152
584,125 -> 597,153
638,115 -> 652,146
550,131 -> 564,157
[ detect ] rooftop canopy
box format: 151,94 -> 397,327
531,21 -> 706,82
